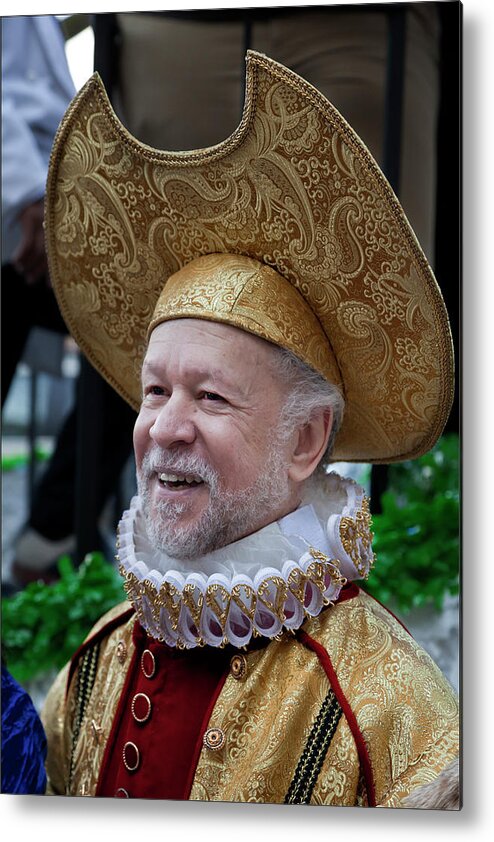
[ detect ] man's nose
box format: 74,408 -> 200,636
149,393 -> 196,448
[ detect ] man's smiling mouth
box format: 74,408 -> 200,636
158,472 -> 204,490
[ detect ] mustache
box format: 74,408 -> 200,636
139,446 -> 219,487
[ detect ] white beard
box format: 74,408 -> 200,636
136,441 -> 293,560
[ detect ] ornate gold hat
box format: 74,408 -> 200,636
45,51 -> 454,463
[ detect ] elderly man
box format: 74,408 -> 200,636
41,51 -> 458,806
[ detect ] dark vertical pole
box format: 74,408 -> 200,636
241,13 -> 252,115
28,370 -> 38,510
435,2 -> 461,438
92,13 -> 119,93
382,7 -> 407,194
74,360 -> 105,564
370,6 -> 407,513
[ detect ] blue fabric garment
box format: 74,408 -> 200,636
1,665 -> 47,794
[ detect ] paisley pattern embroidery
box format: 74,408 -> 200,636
42,593 -> 459,804
188,592 -> 459,805
45,51 -> 454,463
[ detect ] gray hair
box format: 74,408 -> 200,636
268,346 -> 345,466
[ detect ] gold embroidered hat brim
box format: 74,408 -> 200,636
45,51 -> 454,463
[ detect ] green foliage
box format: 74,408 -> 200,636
363,434 -> 460,613
2,447 -> 50,472
2,552 -> 126,685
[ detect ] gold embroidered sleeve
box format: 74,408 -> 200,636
308,592 -> 459,806
41,601 -> 134,797
377,738 -> 460,807
189,592 -> 459,806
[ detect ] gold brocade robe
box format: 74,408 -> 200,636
42,588 -> 459,806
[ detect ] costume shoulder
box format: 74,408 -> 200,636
306,587 -> 454,690
73,600 -> 134,657
62,599 -> 135,705
307,587 -> 425,661
303,588 -> 459,807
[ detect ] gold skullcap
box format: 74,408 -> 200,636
45,51 -> 454,463
149,253 -> 342,389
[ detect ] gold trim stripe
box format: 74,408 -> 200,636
284,688 -> 342,804
68,641 -> 101,793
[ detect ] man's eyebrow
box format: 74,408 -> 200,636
195,367 -> 249,399
141,361 -> 246,396
205,367 -> 241,391
140,359 -> 160,380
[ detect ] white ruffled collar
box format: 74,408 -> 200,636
116,471 -> 375,649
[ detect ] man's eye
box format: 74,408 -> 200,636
146,385 -> 164,396
202,391 -> 224,402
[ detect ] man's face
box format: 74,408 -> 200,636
133,319 -> 300,559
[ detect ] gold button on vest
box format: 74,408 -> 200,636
203,728 -> 226,751
230,654 -> 248,680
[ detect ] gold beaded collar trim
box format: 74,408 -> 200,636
116,473 -> 375,649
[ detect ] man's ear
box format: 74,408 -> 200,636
288,408 -> 333,483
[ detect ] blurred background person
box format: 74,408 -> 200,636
2,15 -> 75,401
2,15 -> 135,589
